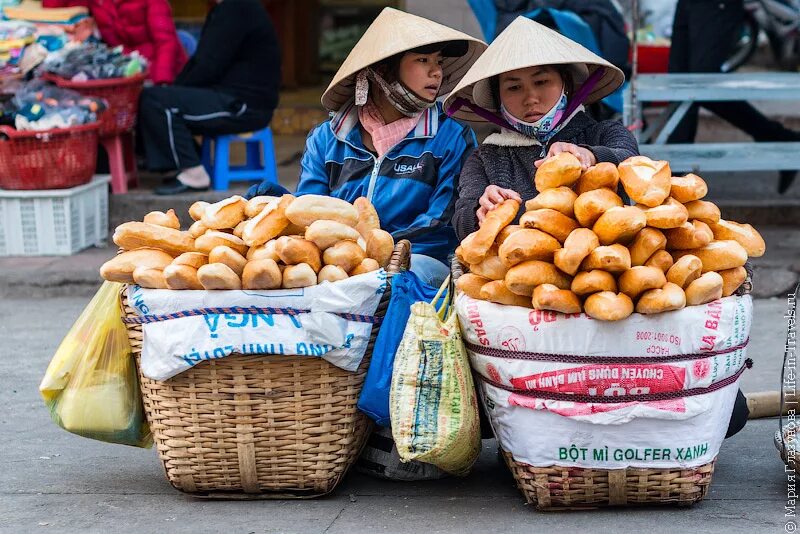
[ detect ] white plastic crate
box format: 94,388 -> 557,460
0,175 -> 109,256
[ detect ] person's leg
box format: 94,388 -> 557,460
409,254 -> 450,288
725,388 -> 750,438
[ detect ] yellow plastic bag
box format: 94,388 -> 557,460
40,281 -> 152,448
390,276 -> 481,475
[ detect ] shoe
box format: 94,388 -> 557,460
154,177 -> 209,196
779,170 -> 796,195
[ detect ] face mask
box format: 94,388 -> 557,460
500,89 -> 568,143
355,67 -> 436,117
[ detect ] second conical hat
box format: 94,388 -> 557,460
444,16 -> 624,123
321,7 -> 487,112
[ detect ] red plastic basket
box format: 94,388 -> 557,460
0,123 -> 100,190
43,72 -> 147,136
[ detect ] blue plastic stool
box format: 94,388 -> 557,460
201,127 -> 279,191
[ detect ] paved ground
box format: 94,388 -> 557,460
0,295 -> 794,533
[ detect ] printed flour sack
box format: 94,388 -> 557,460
455,293 -> 753,468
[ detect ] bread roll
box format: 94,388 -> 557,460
285,194 -> 358,227
496,225 -> 522,245
195,230 -> 248,256
480,281 -> 532,308
233,220 -> 248,238
580,244 -> 631,273
242,258 -> 282,290
532,284 -> 582,314
639,197 -> 688,229
592,205 -> 647,245
618,155 -> 671,207
524,187 -> 577,218
573,188 -> 624,227
323,240 -> 365,273
246,240 -> 280,262
245,195 -> 278,218
629,227 -> 667,266
673,240 -> 748,272
282,263 -> 318,288
202,196 -> 247,230
470,199 -> 520,259
132,266 -> 168,289
707,219 -> 765,257
354,197 -> 380,239
553,228 -> 600,275
189,201 -> 209,222
172,252 -> 208,269
519,208 -> 579,243
143,208 -> 180,230
469,253 -> 508,281
670,173 -> 708,203
208,245 -> 248,277
572,270 -> 617,296
276,236 -> 322,272
575,162 -> 620,195
498,228 -> 561,267
113,221 -> 195,256
635,282 -> 686,314
456,273 -> 491,299
720,266 -> 747,297
618,266 -> 667,300
189,220 -> 208,238
305,219 -> 361,250
664,220 -> 713,250
685,271 -> 724,306
584,291 -> 634,321
100,248 -> 174,283
242,194 -> 293,247
504,260 -> 572,296
366,228 -> 395,267
279,222 -> 308,237
198,263 -> 241,290
666,254 -> 702,289
318,264 -> 349,284
684,200 -> 721,224
460,232 -> 487,265
350,257 -> 381,276
644,249 -> 674,273
163,264 -> 203,289
534,152 -> 582,191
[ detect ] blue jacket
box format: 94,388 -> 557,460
295,101 -> 477,264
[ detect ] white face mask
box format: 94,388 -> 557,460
500,88 -> 568,143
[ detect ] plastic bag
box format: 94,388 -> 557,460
40,281 -> 152,448
390,277 -> 481,476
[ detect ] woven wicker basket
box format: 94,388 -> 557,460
452,257 -> 752,510
121,240 -> 410,498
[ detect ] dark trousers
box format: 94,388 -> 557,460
138,85 -> 272,172
667,0 -> 796,143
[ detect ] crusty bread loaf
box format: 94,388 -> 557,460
233,220 -> 247,239
100,248 -> 174,283
707,219 -> 765,257
245,195 -> 278,218
171,252 -> 208,269
113,221 -> 195,256
317,264 -> 349,284
208,245 -> 248,277
195,230 -> 248,256
242,258 -> 282,290
276,236 -> 322,272
635,282 -> 686,314
143,208 -> 180,230
188,220 -> 208,238
285,194 -> 358,227
584,291 -> 634,321
496,225 -> 522,245
629,227 -> 667,266
470,199 -> 520,258
201,196 -> 247,230
246,240 -> 280,262
241,194 -> 293,247
456,272 -> 491,300
685,271 -> 724,306
305,219 -> 361,250
366,228 -> 395,267
670,173 -> 708,203
618,266 -> 667,300
282,263 -> 318,288
163,263 -> 203,290
580,244 -> 631,273
132,266 -> 168,289
498,228 -> 561,267
663,220 -> 713,250
684,200 -> 721,224
618,155 -> 671,207
534,152 -> 582,191
532,284 -> 581,314
524,187 -> 577,218
480,280 -> 532,308
504,260 -> 572,296
553,228 -> 599,275
673,240 -> 748,272
666,254 -> 702,289
350,257 -> 381,276
573,187 -> 624,227
323,240 -> 365,273
592,205 -> 647,245
197,263 -> 242,290
575,162 -> 620,195
354,197 -> 381,239
571,269 -> 617,295
188,201 -> 209,222
469,252 -> 508,281
719,266 -> 747,297
638,197 -> 688,229
644,249 -> 674,273
519,208 -> 579,243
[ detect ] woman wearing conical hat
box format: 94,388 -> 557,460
444,16 -> 639,240
247,8 -> 486,286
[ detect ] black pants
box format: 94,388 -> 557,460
138,85 -> 272,172
667,0 -> 796,143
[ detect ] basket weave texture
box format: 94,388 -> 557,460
121,240 -> 410,497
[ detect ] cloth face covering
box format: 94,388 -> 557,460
358,98 -> 420,157
355,67 -> 436,117
500,88 -> 569,143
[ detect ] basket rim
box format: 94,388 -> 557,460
42,70 -> 149,89
0,121 -> 100,139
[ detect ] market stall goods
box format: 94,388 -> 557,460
101,195 -> 393,289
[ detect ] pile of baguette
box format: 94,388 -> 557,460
456,154 -> 765,321
100,194 -> 395,290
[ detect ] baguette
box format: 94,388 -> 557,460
618,155 -> 671,207
584,291 -> 634,321
285,194 -> 358,227
197,263 -> 241,290
241,194 -> 293,247
143,208 -> 180,230
242,258 -> 282,290
113,221 -> 195,256
524,187 -> 577,218
163,264 -> 203,289
456,273 -> 491,300
534,152 -> 582,191
100,248 -> 174,283
574,162 -> 619,195
532,284 -> 581,314
480,281 -> 532,308
201,196 -> 247,230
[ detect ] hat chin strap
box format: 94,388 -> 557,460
355,67 -> 436,117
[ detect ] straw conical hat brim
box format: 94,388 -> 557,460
321,7 -> 487,112
443,17 -> 624,123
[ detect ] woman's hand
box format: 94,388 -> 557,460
534,142 -> 596,170
476,185 -> 521,224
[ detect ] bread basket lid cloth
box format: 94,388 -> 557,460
444,16 -> 624,123
321,7 -> 487,112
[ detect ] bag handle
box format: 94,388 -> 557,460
430,275 -> 452,322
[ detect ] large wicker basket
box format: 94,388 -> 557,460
121,240 -> 410,498
452,257 -> 752,510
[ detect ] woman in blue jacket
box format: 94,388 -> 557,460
248,7 -> 486,286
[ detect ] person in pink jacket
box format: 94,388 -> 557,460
43,0 -> 188,84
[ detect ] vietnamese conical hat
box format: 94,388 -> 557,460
321,7 -> 487,112
444,17 -> 624,123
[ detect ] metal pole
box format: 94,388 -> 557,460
624,0 -> 639,133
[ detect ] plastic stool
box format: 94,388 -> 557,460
201,127 -> 278,191
102,131 -> 138,194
